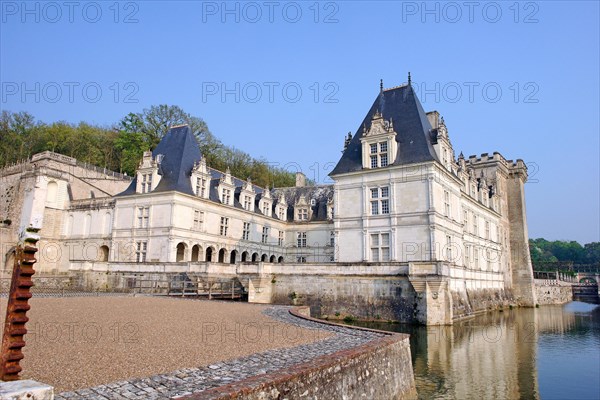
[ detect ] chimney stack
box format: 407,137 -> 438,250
295,172 -> 306,187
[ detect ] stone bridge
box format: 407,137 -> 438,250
573,272 -> 600,304
533,266 -> 600,305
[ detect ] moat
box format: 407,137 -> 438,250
347,302 -> 600,399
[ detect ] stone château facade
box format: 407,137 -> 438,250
0,79 -> 537,324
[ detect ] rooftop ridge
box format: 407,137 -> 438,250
383,83 -> 410,92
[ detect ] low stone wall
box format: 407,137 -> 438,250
535,284 -> 573,305
180,307 -> 417,400
452,288 -> 515,320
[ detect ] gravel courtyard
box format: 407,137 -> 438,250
0,296 -> 330,392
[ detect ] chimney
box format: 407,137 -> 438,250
295,172 -> 306,187
426,111 -> 440,129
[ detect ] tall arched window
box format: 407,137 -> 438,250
46,181 -> 58,205
84,214 -> 92,237
103,213 -> 112,235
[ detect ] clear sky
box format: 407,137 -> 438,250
1,1 -> 599,244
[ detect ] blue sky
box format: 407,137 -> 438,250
1,1 -> 599,244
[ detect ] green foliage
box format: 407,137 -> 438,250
343,315 -> 356,323
529,238 -> 600,265
0,107 -> 297,188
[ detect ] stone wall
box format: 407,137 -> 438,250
179,308 -> 417,400
271,274 -> 417,323
534,284 -> 573,305
452,288 -> 515,320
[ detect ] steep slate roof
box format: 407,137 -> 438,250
119,126 -> 306,219
330,83 -> 440,176
119,125 -> 202,196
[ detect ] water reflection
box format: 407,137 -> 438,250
348,302 -> 600,400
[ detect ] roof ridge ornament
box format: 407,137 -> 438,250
380,79 -> 384,94
408,72 -> 412,85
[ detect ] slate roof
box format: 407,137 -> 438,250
272,186 -> 333,222
118,125 -> 334,222
330,83 -> 440,176
119,125 -> 202,196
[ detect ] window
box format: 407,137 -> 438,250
195,177 -> 207,197
473,215 -> 478,236
370,187 -> 390,215
137,207 -> 149,228
330,231 -> 335,247
446,235 -> 452,260
278,231 -> 284,246
243,195 -> 252,211
262,203 -> 270,216
485,221 -> 490,239
242,222 -> 250,241
470,184 -> 476,198
297,232 -> 307,248
465,244 -> 471,266
297,256 -> 306,263
444,190 -> 451,217
298,208 -> 308,221
368,141 -> 389,168
193,210 -> 204,231
463,210 -> 468,227
443,148 -> 448,166
370,233 -> 390,262
221,188 -> 231,205
486,249 -> 491,270
141,174 -> 152,193
219,217 -> 229,236
136,241 -> 147,263
261,227 -> 269,244
474,247 -> 479,267
278,207 -> 286,220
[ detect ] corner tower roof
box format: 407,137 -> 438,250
330,83 -> 439,176
119,125 -> 202,196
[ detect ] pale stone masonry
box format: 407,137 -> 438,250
0,78 -> 537,324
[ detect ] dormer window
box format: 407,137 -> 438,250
298,208 -> 308,220
217,167 -> 235,206
191,158 -> 210,199
370,142 -> 388,168
195,177 -> 207,197
360,112 -> 397,170
262,203 -> 270,216
243,195 -> 252,211
278,206 -> 286,220
141,174 -> 152,193
136,151 -> 161,194
221,188 -> 232,205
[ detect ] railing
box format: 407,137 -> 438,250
1,274 -> 247,300
533,270 -> 577,285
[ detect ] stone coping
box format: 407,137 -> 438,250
178,307 -> 411,400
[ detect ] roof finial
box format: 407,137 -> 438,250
408,72 -> 411,85
380,79 -> 383,94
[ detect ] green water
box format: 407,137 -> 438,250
347,302 -> 600,399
